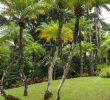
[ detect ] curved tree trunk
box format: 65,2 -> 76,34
56,4 -> 82,99
0,63 -> 12,99
56,44 -> 75,100
44,1 -> 64,99
44,46 -> 58,99
19,20 -> 28,96
0,69 -> 7,98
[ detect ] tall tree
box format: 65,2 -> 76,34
91,0 -> 110,64
40,0 -> 66,99
38,20 -> 73,99
0,0 -> 45,96
56,0 -> 93,100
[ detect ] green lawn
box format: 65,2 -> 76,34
0,77 -> 110,100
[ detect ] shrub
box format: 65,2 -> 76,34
99,67 -> 110,78
5,95 -> 20,100
95,64 -> 110,75
82,73 -> 89,77
33,76 -> 42,83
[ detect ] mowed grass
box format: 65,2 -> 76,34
0,77 -> 110,100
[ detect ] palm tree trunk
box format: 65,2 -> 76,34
74,17 -> 80,43
94,8 -> 101,64
44,1 -> 64,99
32,53 -> 35,81
79,41 -> 83,76
0,70 -> 7,98
106,49 -> 110,64
106,49 -> 108,63
89,34 -> 94,76
0,62 -> 12,98
89,51 -> 94,76
95,23 -> 100,64
56,4 -> 82,98
19,21 -> 28,96
108,49 -> 110,63
56,44 -> 75,100
44,46 -> 58,99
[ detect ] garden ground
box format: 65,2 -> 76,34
0,77 -> 110,100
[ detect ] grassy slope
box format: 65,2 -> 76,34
0,77 -> 110,100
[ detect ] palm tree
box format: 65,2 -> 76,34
40,0 -> 66,99
0,44 -> 10,99
91,0 -> 110,64
56,0 -> 95,100
39,20 -> 73,99
99,35 -> 110,63
0,0 -> 45,96
67,17 -> 92,76
25,41 -> 46,80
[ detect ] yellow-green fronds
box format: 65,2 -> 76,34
61,27 -> 73,43
39,21 -> 73,44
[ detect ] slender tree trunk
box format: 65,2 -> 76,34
79,41 -> 83,76
106,49 -> 110,64
107,49 -> 110,63
44,46 -> 58,99
56,44 -> 75,100
89,35 -> 94,76
44,1 -> 64,99
89,51 -> 94,76
0,63 -> 12,99
74,17 -> 80,43
94,7 -> 101,64
32,53 -> 35,81
19,20 -> 28,96
0,70 -> 7,98
56,4 -> 82,98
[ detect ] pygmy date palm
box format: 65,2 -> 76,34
0,0 -> 46,96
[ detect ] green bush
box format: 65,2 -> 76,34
95,64 -> 110,75
82,73 -> 89,77
99,67 -> 110,78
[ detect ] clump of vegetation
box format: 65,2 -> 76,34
0,0 -> 110,100
5,95 -> 20,100
99,67 -> 110,78
95,64 -> 110,78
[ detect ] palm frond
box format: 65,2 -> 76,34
39,21 -> 73,43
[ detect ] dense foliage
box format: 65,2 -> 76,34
0,0 -> 110,100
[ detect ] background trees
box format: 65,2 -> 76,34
0,0 -> 110,100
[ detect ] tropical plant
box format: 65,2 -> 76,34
39,21 -> 73,43
0,43 -> 10,98
41,0 -> 66,98
91,0 -> 110,64
99,35 -> 110,63
0,0 -> 46,96
39,19 -> 73,99
56,0 -> 95,99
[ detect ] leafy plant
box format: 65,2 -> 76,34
99,67 -> 110,78
39,21 -> 73,43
